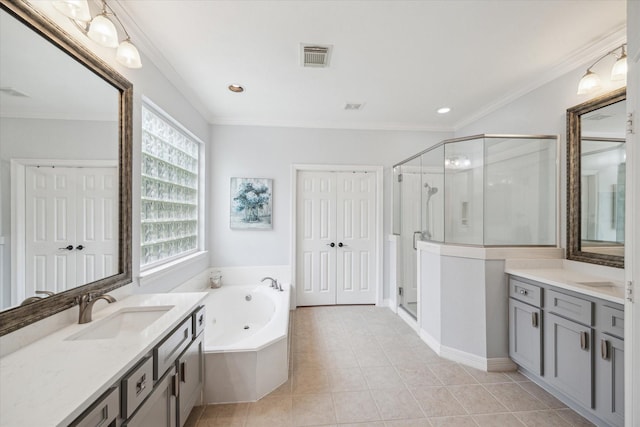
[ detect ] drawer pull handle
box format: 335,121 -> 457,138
198,314 -> 204,326
519,289 -> 528,296
136,373 -> 147,395
580,331 -> 589,350
601,339 -> 610,360
531,312 -> 538,328
180,361 -> 187,382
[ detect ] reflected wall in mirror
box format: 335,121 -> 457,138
0,1 -> 132,335
567,87 -> 626,268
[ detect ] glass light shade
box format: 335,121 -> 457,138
116,40 -> 142,68
577,70 -> 601,95
611,55 -> 627,81
52,0 -> 91,22
87,14 -> 119,48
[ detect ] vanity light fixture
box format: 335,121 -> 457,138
228,84 -> 245,93
52,0 -> 142,69
437,107 -> 451,114
577,43 -> 626,95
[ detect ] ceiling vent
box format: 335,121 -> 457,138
344,103 -> 364,111
301,44 -> 332,68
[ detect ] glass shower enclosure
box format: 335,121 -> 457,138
393,134 -> 558,319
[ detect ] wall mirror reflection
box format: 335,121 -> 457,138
0,1 -> 132,335
567,88 -> 626,268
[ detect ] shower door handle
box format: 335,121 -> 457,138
413,231 -> 422,250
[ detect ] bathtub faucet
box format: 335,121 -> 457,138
261,277 -> 278,288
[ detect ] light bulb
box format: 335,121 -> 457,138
116,39 -> 142,68
611,54 -> 627,81
52,0 -> 91,22
87,13 -> 119,48
577,70 -> 601,95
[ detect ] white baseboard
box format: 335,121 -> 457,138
418,327 -> 516,372
397,307 -> 419,332
383,298 -> 397,313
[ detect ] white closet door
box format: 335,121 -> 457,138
336,172 -> 376,304
25,166 -> 77,294
76,168 -> 119,284
296,170 -> 377,306
296,171 -> 337,306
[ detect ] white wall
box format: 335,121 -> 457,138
208,124 -> 451,299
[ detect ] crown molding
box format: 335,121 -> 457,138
210,116 -> 453,133
453,24 -> 627,131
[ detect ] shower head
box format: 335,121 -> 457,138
424,183 -> 438,196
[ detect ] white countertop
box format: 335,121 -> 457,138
0,292 -> 207,427
505,267 -> 625,304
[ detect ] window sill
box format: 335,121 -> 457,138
138,250 -> 208,288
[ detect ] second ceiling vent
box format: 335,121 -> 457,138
301,44 -> 332,68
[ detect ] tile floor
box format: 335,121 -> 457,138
187,305 -> 594,427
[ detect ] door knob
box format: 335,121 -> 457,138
59,245 -> 74,251
76,245 -> 84,251
327,242 -> 335,247
338,242 -> 347,247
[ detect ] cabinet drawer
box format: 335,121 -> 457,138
193,306 -> 205,338
597,304 -> 624,339
70,386 -> 119,427
122,356 -> 154,419
154,318 -> 193,380
509,278 -> 542,307
545,289 -> 592,325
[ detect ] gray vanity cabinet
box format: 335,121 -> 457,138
595,303 -> 625,427
177,321 -> 205,426
508,298 -> 542,375
544,312 -> 593,409
124,367 -> 177,427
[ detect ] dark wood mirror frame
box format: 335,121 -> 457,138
0,0 -> 132,335
566,87 -> 626,269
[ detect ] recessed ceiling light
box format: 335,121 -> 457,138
437,107 -> 451,114
228,84 -> 244,93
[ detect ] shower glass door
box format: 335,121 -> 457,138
396,157 -> 422,318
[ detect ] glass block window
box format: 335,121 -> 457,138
141,104 -> 200,267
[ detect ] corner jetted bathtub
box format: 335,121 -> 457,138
200,283 -> 290,403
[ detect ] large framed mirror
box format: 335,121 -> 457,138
0,0 -> 132,335
567,87 -> 626,268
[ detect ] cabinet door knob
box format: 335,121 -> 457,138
76,245 -> 84,251
59,245 -> 74,251
326,242 -> 335,248
519,289 -> 528,295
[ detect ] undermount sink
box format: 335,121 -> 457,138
66,306 -> 174,341
574,281 -> 616,288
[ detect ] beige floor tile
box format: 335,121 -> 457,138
245,394 -> 292,427
270,377 -> 293,396
472,413 -> 526,427
293,368 -> 331,394
329,367 -> 368,392
292,393 -> 336,426
554,409 -> 595,426
461,366 -> 512,384
395,364 -> 442,388
504,371 -> 529,382
483,383 -> 547,412
427,416 -> 477,427
428,363 -> 477,385
447,384 -> 508,414
517,382 -> 566,409
376,335 -> 412,350
332,390 -> 381,423
185,406 -> 204,427
410,386 -> 467,418
356,348 -> 392,367
362,366 -> 405,390
200,403 -> 249,421
326,349 -> 360,369
514,410 -> 572,427
370,388 -> 425,420
384,419 -> 433,427
295,351 -> 331,371
384,347 -> 430,366
294,334 -> 326,353
338,423 -> 385,427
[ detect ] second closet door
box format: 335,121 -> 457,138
296,170 -> 376,306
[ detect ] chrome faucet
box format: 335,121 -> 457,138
261,277 -> 277,288
77,294 -> 116,324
